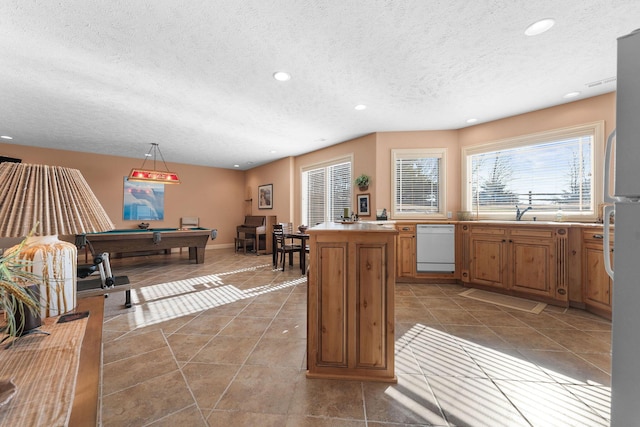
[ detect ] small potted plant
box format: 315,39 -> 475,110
0,239 -> 41,338
355,174 -> 370,191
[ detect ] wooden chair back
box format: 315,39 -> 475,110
273,223 -> 285,247
272,223 -> 302,271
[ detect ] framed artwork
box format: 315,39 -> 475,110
357,193 -> 371,216
258,184 -> 273,209
123,177 -> 165,220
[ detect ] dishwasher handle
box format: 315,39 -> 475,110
416,225 -> 455,234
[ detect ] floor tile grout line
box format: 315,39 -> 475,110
438,294 -> 540,426
360,381 -> 368,427
555,381 -> 612,425
402,326 -> 451,426
460,294 -> 611,426
100,260 -> 290,402
157,265 -> 292,367
140,403 -> 202,427
152,329 -> 209,426
206,271 -> 303,420
486,375 -> 536,427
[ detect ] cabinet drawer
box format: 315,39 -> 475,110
396,224 -> 415,233
582,228 -> 613,243
469,226 -> 506,236
509,228 -> 555,239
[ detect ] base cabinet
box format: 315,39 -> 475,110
582,228 -> 613,319
307,222 -> 397,382
395,223 -> 459,283
510,233 -> 556,298
461,223 -> 569,304
467,227 -> 508,288
396,224 -> 416,278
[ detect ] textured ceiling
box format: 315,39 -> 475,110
1,1 -> 639,170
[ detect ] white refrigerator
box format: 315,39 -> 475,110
607,28 -> 640,426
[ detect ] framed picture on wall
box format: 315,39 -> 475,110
123,177 -> 165,220
258,184 -> 273,209
357,193 -> 370,216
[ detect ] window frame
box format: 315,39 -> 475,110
301,154 -> 353,225
461,121 -> 604,222
391,148 -> 447,220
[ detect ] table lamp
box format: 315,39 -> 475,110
0,163 -> 114,317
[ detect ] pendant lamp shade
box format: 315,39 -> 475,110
127,143 -> 181,184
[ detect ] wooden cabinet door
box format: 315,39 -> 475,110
463,224 -> 569,304
355,243 -> 389,369
315,242 -> 349,367
396,232 -> 415,278
582,229 -> 613,319
584,245 -> 611,308
469,235 -> 508,288
584,244 -> 612,308
510,239 -> 554,298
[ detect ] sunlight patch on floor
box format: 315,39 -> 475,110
124,264 -> 306,328
396,323 -> 611,426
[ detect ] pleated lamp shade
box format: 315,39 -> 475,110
0,162 -> 114,317
0,163 -> 114,237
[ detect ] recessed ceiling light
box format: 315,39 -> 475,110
270,150 -> 277,154
0,135 -> 13,140
233,164 -> 240,168
273,71 -> 291,82
525,18 -> 555,36
466,118 -> 478,124
354,104 -> 367,111
563,91 -> 581,99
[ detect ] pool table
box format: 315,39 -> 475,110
84,227 -> 216,264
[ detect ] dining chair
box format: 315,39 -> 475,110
304,243 -> 310,275
273,223 -> 302,271
180,216 -> 199,228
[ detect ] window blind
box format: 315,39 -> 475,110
302,159 -> 352,225
392,149 -> 444,216
470,136 -> 593,214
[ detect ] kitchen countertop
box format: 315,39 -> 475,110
459,220 -> 608,228
309,221 -> 398,232
378,219 -> 608,228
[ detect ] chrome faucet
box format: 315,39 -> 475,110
515,205 -> 533,221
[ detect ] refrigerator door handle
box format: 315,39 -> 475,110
604,129 -> 618,204
603,204 -> 615,280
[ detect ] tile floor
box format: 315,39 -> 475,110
98,248 -> 612,426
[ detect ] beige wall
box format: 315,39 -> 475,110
458,93 -> 615,148
1,93 -> 616,245
244,156 -> 295,225
376,130 -> 461,217
292,133 -> 376,227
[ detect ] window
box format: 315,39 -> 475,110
462,121 -> 604,221
392,149 -> 446,218
302,157 -> 352,225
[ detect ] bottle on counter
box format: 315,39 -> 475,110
555,208 -> 563,222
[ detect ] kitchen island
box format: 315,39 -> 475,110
306,222 -> 398,382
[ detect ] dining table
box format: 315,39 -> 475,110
272,232 -> 309,274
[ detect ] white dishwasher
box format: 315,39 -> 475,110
416,224 -> 455,273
